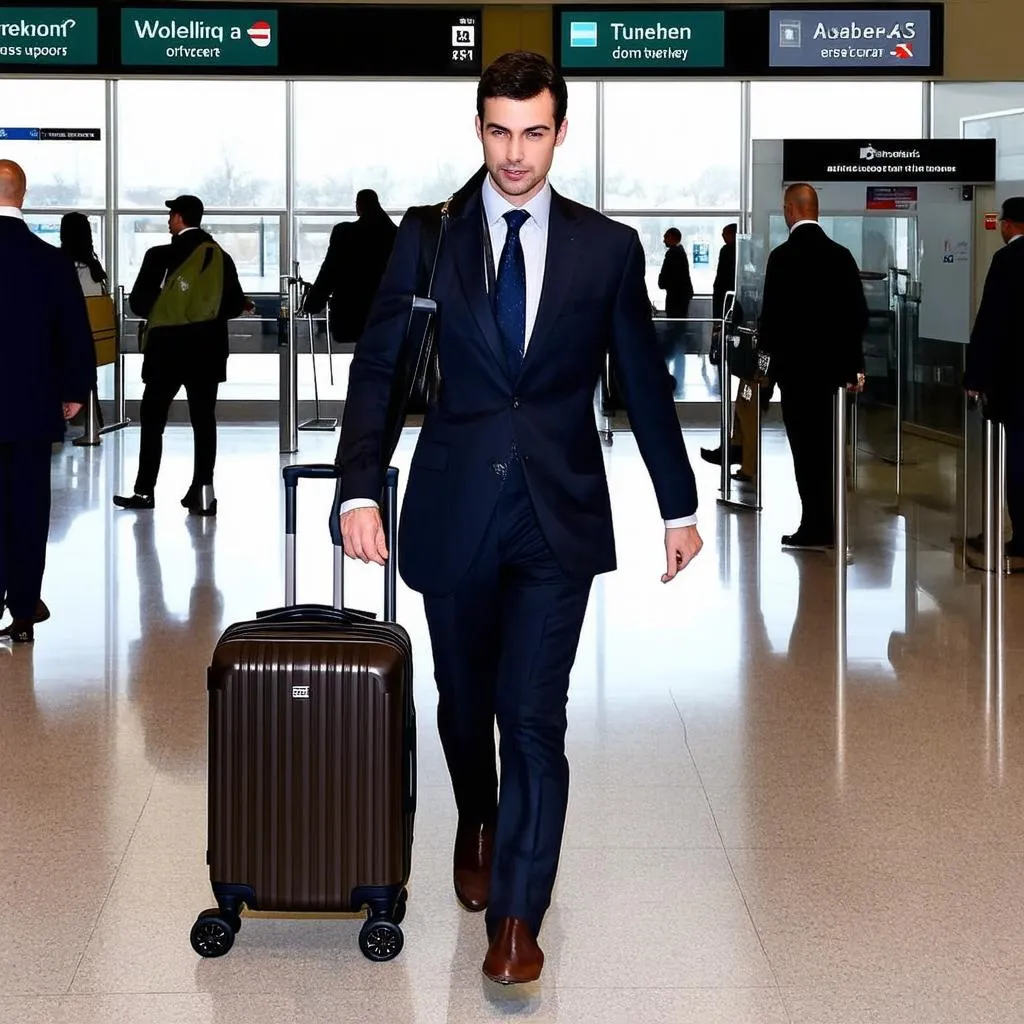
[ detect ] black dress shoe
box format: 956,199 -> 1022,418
182,489 -> 217,516
113,493 -> 154,510
34,600 -> 50,624
782,531 -> 833,551
700,445 -> 742,467
0,619 -> 34,643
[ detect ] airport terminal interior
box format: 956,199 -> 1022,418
6,2 -> 1024,1021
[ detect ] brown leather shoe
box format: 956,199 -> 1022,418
453,822 -> 493,912
482,917 -> 544,985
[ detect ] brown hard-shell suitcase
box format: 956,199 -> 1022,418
189,465 -> 416,963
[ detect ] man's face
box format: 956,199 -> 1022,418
723,228 -> 736,246
663,232 -> 673,249
168,211 -> 185,235
1000,219 -> 1022,245
782,197 -> 796,230
476,91 -> 566,206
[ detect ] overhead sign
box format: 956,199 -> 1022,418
121,8 -> 278,67
0,127 -> 101,140
783,140 -> 997,184
770,8 -> 933,70
559,9 -> 725,71
0,7 -> 97,64
866,185 -> 918,210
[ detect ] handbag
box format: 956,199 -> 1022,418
85,290 -> 117,367
727,326 -> 771,383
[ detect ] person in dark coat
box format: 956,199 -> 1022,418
0,160 -> 96,642
758,183 -> 868,549
657,227 -> 694,318
114,194 -> 246,515
964,196 -> 1024,556
303,189 -> 398,345
337,52 -> 702,985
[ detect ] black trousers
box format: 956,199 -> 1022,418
1005,421 -> 1024,552
0,441 -> 51,620
135,378 -> 219,495
422,460 -> 592,937
781,383 -> 835,538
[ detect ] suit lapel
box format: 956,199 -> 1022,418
449,192 -> 507,374
521,191 -> 579,377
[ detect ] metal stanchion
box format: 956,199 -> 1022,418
98,285 -> 131,437
717,323 -> 762,513
982,419 -> 1006,575
718,325 -> 732,502
834,386 -> 849,672
849,390 -> 859,492
279,267 -> 299,454
298,295 -> 338,432
73,390 -> 102,447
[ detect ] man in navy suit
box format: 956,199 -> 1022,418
0,160 -> 95,642
337,53 -> 702,983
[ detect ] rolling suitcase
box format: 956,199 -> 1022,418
189,464 -> 416,962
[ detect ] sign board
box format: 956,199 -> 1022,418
0,7 -> 97,65
558,8 -> 725,71
783,140 -> 997,184
121,8 -> 278,67
866,185 -> 918,210
769,8 -> 934,71
0,127 -> 101,140
985,212 -> 999,230
692,242 -> 711,265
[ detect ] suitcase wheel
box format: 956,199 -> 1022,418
359,917 -> 404,962
190,909 -> 237,958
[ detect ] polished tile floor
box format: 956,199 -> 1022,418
1,418 -> 1021,1024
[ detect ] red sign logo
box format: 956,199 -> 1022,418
892,43 -> 914,60
248,20 -> 272,48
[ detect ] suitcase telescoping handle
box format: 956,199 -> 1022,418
282,464 -> 399,623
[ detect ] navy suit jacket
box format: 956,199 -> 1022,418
338,183 -> 697,596
0,216 -> 96,443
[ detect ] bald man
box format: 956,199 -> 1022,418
758,183 -> 868,549
0,160 -> 96,642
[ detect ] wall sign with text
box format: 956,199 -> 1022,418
770,8 -> 935,71
0,6 -> 97,65
783,139 -> 996,184
0,4 -> 481,76
559,8 -> 725,71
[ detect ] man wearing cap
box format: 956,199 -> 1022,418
965,197 -> 1024,557
114,195 -> 246,515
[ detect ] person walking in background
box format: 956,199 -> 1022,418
302,188 -> 398,345
658,227 -> 694,319
113,194 -> 245,516
964,196 -> 1024,557
758,183 -> 867,549
0,160 -> 95,642
337,52 -> 702,984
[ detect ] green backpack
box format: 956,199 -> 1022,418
140,241 -> 225,350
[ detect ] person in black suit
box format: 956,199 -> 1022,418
0,160 -> 95,642
964,196 -> 1024,556
302,189 -> 398,346
758,183 -> 868,549
114,195 -> 246,515
658,227 -> 694,319
337,52 -> 702,984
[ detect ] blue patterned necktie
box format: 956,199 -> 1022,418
495,209 -> 530,377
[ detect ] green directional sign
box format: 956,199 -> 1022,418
0,7 -> 98,65
121,8 -> 278,67
559,9 -> 725,71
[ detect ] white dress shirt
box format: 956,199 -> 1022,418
789,219 -> 819,234
0,206 -> 24,221
341,176 -> 697,530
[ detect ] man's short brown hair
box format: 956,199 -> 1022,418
477,51 -> 568,131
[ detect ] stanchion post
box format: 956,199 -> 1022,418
279,274 -> 299,454
97,285 -> 131,436
983,419 -> 997,574
850,391 -> 859,492
719,327 -> 731,501
834,386 -> 848,671
753,380 -> 763,512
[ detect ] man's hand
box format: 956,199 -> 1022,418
663,525 -> 703,583
63,402 -> 83,420
341,507 -> 388,565
847,372 -> 866,394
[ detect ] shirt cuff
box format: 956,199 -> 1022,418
665,515 -> 698,529
340,498 -> 380,516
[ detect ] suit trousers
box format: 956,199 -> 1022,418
781,383 -> 835,538
0,441 -> 52,620
1004,421 -> 1024,552
135,377 -> 219,495
422,459 -> 592,936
